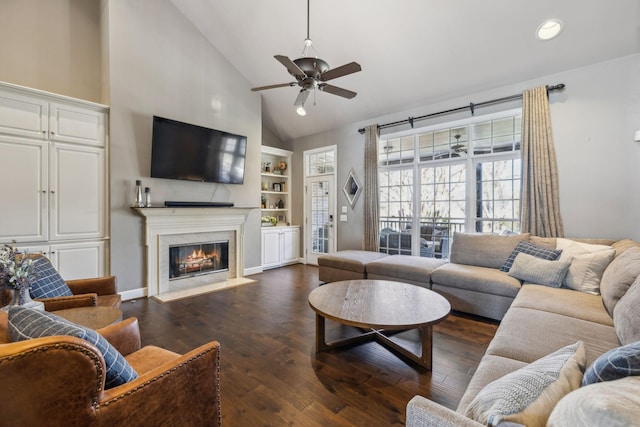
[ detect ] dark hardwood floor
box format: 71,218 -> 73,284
121,264 -> 498,426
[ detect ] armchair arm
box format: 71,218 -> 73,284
406,396 -> 483,427
98,341 -> 221,427
67,276 -> 117,296
37,293 -> 98,311
97,317 -> 141,356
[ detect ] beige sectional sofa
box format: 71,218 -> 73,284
318,233 -> 640,426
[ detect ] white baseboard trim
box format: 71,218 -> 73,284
244,266 -> 263,276
119,287 -> 147,302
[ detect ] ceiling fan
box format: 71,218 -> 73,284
251,0 -> 362,115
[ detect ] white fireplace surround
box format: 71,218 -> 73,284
134,207 -> 253,299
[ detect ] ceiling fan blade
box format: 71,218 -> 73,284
294,89 -> 311,106
319,84 -> 357,99
251,82 -> 297,92
320,62 -> 362,81
275,55 -> 306,77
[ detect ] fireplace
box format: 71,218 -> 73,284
169,241 -> 229,280
133,207 -> 254,301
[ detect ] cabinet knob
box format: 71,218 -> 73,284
51,190 -> 55,194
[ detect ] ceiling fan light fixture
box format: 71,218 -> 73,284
536,19 -> 563,40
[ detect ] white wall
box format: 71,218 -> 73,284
106,0 -> 262,293
288,54 -> 640,248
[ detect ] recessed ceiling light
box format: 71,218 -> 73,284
536,19 -> 563,40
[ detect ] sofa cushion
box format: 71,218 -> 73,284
486,307 -> 620,366
582,341 -> 640,385
507,253 -> 570,288
600,246 -> 640,316
450,232 -> 530,269
547,376 -> 640,427
29,256 -> 73,299
431,263 -> 521,298
512,285 -> 613,326
556,238 -> 615,295
611,238 -> 640,257
613,274 -> 640,345
500,240 -> 562,272
317,250 -> 388,274
465,341 -> 585,427
365,255 -> 445,285
8,306 -> 138,389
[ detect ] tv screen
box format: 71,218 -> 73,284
150,116 -> 247,184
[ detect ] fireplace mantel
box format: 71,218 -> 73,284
133,207 -> 254,299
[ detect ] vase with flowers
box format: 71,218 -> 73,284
0,245 -> 42,311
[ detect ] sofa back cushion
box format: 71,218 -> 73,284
613,274 -> 640,345
600,246 -> 640,316
450,232 -> 530,269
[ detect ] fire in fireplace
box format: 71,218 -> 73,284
169,240 -> 229,280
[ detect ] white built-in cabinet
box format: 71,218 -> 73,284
261,226 -> 300,270
0,82 -> 109,280
260,146 -> 300,269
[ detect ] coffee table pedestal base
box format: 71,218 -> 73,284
315,314 -> 433,370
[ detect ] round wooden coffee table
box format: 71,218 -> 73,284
52,306 -> 123,329
308,279 -> 451,370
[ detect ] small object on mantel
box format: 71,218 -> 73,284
145,187 -> 152,207
133,180 -> 144,207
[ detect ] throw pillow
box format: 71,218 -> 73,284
556,238 -> 615,295
582,341 -> 640,386
500,241 -> 562,272
29,256 -> 73,299
548,376 -> 640,427
599,246 -> 640,316
613,274 -> 640,345
611,238 -> 640,258
465,341 -> 586,427
450,232 -> 530,269
8,306 -> 137,389
507,253 -> 570,288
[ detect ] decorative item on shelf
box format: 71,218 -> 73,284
264,162 -> 271,173
273,183 -> 282,192
277,214 -> 286,223
281,181 -> 287,192
261,181 -> 269,191
277,199 -> 285,209
144,187 -> 152,207
0,245 -> 43,311
278,161 -> 287,172
261,194 -> 267,209
261,216 -> 277,227
133,180 -> 144,207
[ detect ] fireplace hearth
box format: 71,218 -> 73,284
169,241 -> 229,280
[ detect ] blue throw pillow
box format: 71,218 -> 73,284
8,306 -> 138,389
500,241 -> 562,272
29,256 -> 73,299
582,341 -> 640,386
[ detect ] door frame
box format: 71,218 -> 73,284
303,145 -> 337,265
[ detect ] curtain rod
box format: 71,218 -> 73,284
357,83 -> 565,134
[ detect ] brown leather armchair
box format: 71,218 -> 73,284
37,275 -> 122,311
0,310 -> 221,426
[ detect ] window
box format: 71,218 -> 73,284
378,110 -> 521,258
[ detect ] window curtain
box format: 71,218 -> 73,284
520,86 -> 564,237
363,125 -> 380,251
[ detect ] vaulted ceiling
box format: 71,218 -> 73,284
170,0 -> 640,142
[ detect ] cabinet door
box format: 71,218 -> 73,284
49,143 -> 105,240
0,91 -> 48,139
261,229 -> 282,268
52,241 -> 105,280
0,137 -> 48,243
49,103 -> 105,147
282,228 -> 300,264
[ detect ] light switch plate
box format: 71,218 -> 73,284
340,214 -> 348,222
341,205 -> 348,213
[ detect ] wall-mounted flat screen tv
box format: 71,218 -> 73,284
150,116 -> 247,184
